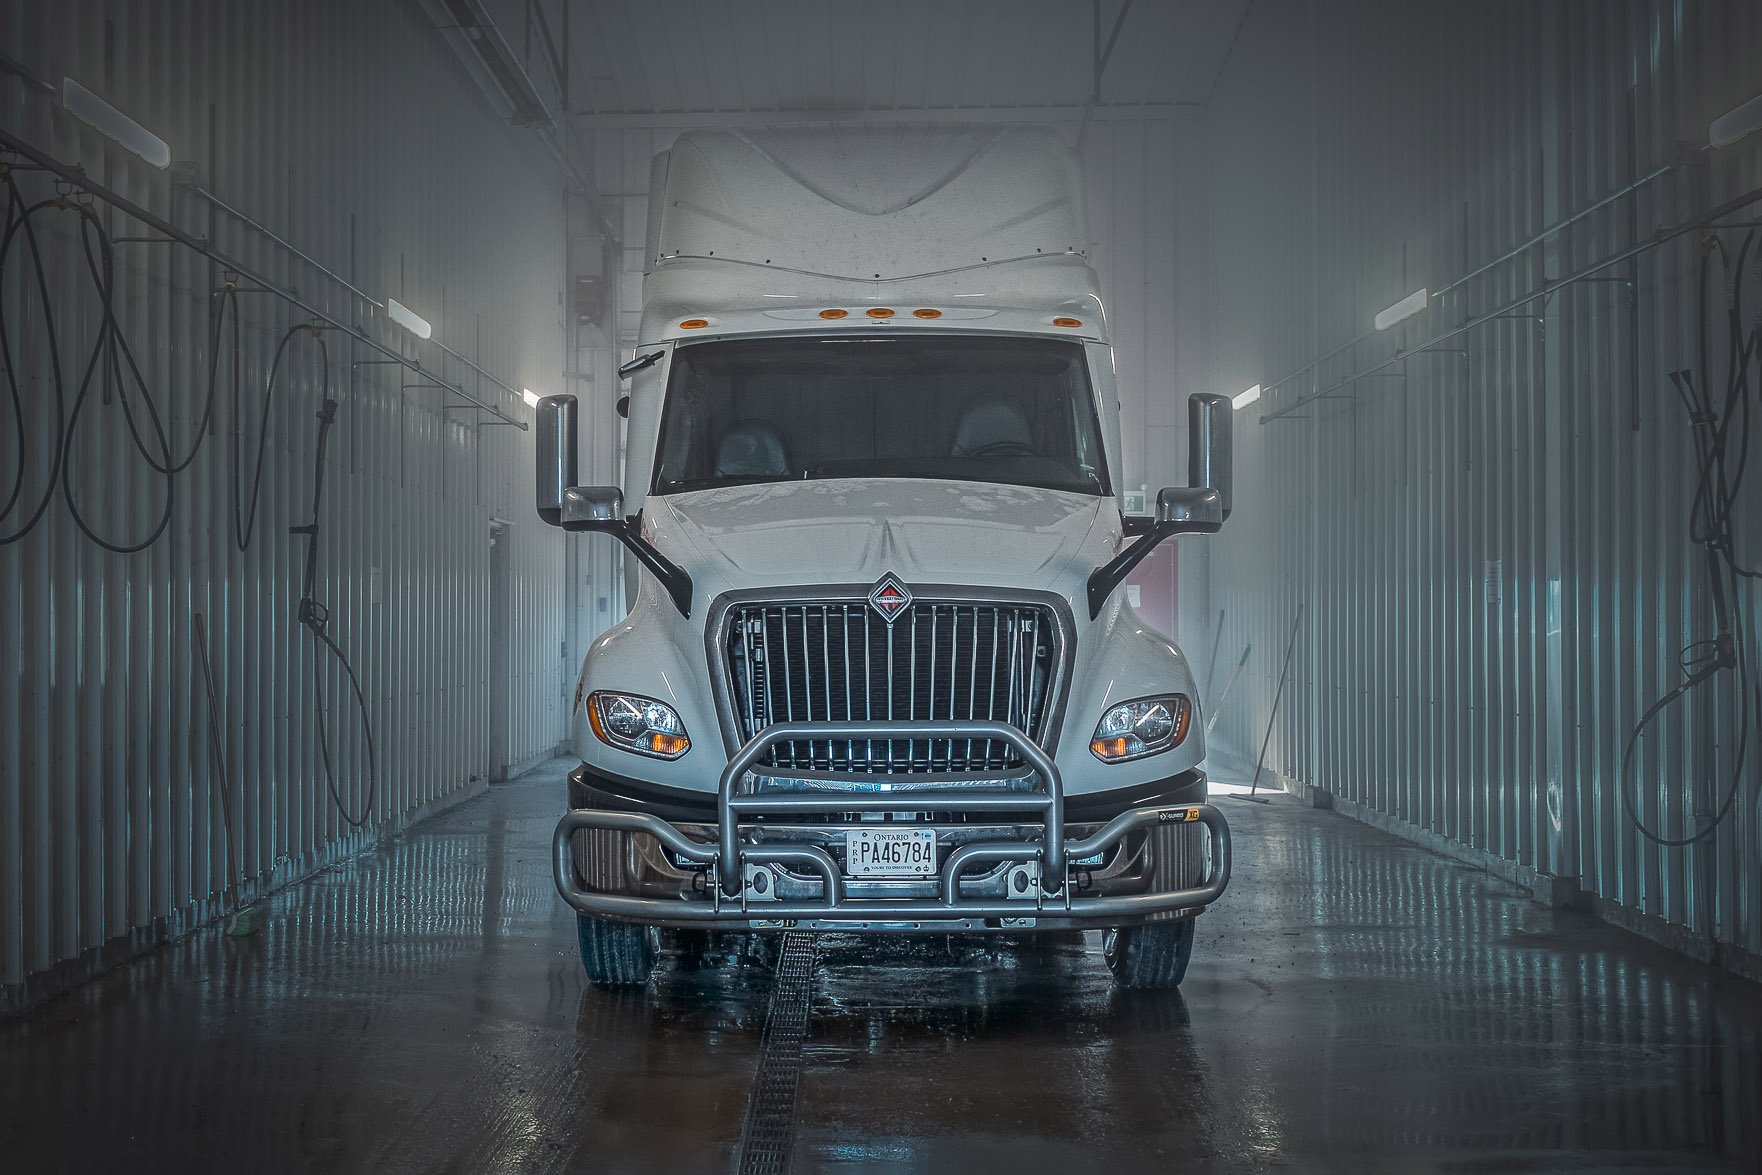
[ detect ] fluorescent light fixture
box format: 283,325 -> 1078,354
521,388 -> 541,408
385,298 -> 432,340
1374,287 -> 1429,331
1711,93 -> 1762,149
1231,384 -> 1263,411
61,77 -> 170,169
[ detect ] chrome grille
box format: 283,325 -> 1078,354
724,600 -> 1058,773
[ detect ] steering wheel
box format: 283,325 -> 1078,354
962,440 -> 1039,458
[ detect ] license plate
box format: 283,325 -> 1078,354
844,828 -> 937,878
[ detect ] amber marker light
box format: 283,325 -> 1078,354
647,733 -> 690,756
819,308 -> 849,319
1091,736 -> 1132,760
1053,316 -> 1083,328
912,308 -> 942,319
679,318 -> 709,329
866,307 -> 895,318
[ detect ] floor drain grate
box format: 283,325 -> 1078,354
735,932 -> 818,1175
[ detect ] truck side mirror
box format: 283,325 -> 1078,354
1187,392 -> 1232,521
560,485 -> 625,531
535,395 -> 579,527
1156,486 -> 1223,531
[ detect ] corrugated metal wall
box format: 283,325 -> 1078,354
1,0 -> 582,1010
1203,0 -> 1762,970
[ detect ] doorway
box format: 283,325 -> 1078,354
488,520 -> 512,782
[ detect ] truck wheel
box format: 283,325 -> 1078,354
577,914 -> 657,988
1104,918 -> 1196,989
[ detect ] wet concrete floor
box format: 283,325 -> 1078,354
3,761 -> 1761,1174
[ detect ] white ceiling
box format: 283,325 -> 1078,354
563,0 -> 1251,125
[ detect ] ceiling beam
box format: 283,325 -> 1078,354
573,103 -> 1192,130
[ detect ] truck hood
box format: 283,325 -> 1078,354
649,478 -> 1116,601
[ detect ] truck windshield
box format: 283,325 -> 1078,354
652,335 -> 1110,496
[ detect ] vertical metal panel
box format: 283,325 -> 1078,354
0,0 -> 588,1004
1203,0 -> 1762,965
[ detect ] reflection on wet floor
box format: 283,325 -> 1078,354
2,762 -> 1760,1174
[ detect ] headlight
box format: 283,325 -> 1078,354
587,691 -> 691,759
1090,695 -> 1191,763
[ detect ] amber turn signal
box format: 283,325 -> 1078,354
866,307 -> 895,318
912,308 -> 942,319
646,733 -> 690,756
679,318 -> 709,329
819,308 -> 848,319
1053,316 -> 1083,328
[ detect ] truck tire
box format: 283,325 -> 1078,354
1104,917 -> 1196,989
577,914 -> 657,988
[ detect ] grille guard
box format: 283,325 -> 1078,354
551,720 -> 1232,926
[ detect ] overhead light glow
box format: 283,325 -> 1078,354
1231,384 -> 1263,411
1711,93 -> 1762,149
386,298 -> 432,340
61,77 -> 170,169
521,388 -> 541,409
1374,288 -> 1429,331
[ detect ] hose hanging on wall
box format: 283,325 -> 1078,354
2,163 -> 379,828
235,322 -> 315,552
1619,229 -> 1762,847
60,194 -> 176,552
1,171 -> 70,543
287,329 -> 379,829
1,168 -> 242,549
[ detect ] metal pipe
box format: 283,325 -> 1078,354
1245,605 -> 1304,798
193,184 -> 384,308
730,792 -> 1050,814
716,719 -> 1066,896
1260,163 -> 1674,401
552,803 -> 1232,924
0,128 -> 527,429
744,845 -> 842,908
1205,643 -> 1252,734
939,843 -> 1041,903
556,808 -> 715,863
1430,163 -> 1671,299
1260,182 -> 1762,424
433,337 -> 522,400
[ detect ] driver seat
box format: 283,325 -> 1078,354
950,400 -> 1032,456
715,419 -> 791,478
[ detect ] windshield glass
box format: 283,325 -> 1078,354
651,335 -> 1110,496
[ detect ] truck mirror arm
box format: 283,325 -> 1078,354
617,351 -> 664,378
1085,517 -> 1221,620
564,513 -> 694,618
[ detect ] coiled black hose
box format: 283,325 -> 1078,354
1619,229 -> 1762,847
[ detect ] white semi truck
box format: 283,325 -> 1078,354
536,127 -> 1233,989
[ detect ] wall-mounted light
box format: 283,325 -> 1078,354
61,78 -> 170,169
1711,93 -> 1762,149
386,298 -> 433,340
521,388 -> 541,409
1231,384 -> 1263,411
1374,288 -> 1429,331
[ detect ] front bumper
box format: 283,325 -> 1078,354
551,720 -> 1231,931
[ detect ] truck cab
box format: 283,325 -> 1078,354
537,127 -> 1232,989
